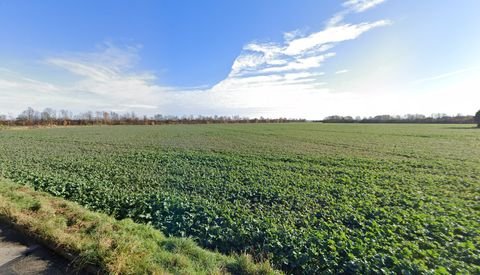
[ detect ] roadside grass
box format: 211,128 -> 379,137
0,178 -> 278,275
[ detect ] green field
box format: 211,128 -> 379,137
0,124 -> 478,273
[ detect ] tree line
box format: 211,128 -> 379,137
0,107 -> 306,126
323,113 -> 479,125
1,107 -> 479,127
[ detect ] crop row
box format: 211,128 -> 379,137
0,125 -> 478,273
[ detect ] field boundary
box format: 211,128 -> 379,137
0,178 -> 279,275
0,217 -> 99,274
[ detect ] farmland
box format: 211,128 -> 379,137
0,123 -> 478,273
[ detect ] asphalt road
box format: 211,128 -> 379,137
0,222 -> 75,275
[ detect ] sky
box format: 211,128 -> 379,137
0,0 -> 479,119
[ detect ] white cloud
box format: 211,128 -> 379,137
411,67 -> 477,84
0,69 -> 60,93
258,53 -> 335,74
328,0 -> 387,27
121,104 -> 158,109
327,12 -> 348,27
46,44 -> 167,102
0,1 -> 401,119
0,44 -> 171,114
283,30 -> 304,41
343,0 -> 387,13
284,20 -> 390,56
335,69 -> 349,74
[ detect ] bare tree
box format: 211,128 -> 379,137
110,112 -> 120,122
41,108 -> 56,125
103,112 -> 111,124
59,109 -> 71,120
17,107 -> 36,125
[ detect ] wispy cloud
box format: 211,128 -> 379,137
335,69 -> 349,74
343,0 -> 387,13
411,67 -> 478,84
45,44 -> 167,109
328,0 -> 387,27
0,1 -> 394,118
283,21 -> 390,56
0,68 -> 60,93
121,104 -> 158,109
205,3 -> 390,116
0,44 -> 167,113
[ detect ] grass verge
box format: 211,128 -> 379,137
0,178 -> 279,275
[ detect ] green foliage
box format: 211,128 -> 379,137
0,124 -> 479,273
0,178 -> 278,274
475,109 -> 480,127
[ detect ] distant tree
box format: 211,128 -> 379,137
95,111 -> 103,123
59,109 -> 71,120
41,108 -> 56,124
17,107 -> 36,125
85,111 -> 93,121
110,112 -> 120,121
103,112 -> 111,124
475,109 -> 480,127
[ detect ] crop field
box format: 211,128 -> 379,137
0,123 -> 478,273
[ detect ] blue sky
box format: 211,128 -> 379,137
0,0 -> 479,119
